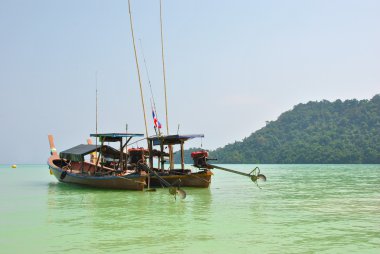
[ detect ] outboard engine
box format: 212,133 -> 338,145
191,150 -> 209,168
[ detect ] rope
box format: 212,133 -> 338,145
125,137 -> 147,147
128,0 -> 149,142
139,39 -> 156,111
139,39 -> 162,137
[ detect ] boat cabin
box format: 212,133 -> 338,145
56,133 -> 145,175
89,133 -> 145,172
147,134 -> 205,172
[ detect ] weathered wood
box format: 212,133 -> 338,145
180,141 -> 185,171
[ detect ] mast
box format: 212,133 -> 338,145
159,0 -> 174,169
128,0 -> 149,141
95,71 -> 98,170
128,0 -> 151,190
95,71 -> 98,138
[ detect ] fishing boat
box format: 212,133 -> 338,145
144,134 -> 212,188
47,133 -> 147,190
145,134 -> 265,188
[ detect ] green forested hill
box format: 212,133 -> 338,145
176,95 -> 380,164
211,95 -> 380,163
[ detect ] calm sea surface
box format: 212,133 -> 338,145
0,164 -> 379,254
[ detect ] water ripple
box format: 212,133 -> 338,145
1,164 -> 380,253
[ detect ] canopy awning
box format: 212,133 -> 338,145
148,134 -> 204,146
60,144 -> 99,162
90,133 -> 144,142
59,144 -> 123,161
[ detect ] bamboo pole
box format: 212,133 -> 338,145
128,0 -> 150,189
128,0 -> 149,141
159,0 -> 174,169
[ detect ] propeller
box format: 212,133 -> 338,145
169,187 -> 186,200
249,167 -> 266,188
169,179 -> 186,200
257,174 -> 267,182
176,189 -> 186,199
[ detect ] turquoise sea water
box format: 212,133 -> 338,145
0,164 -> 379,254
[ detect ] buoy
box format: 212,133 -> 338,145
11,164 -> 17,168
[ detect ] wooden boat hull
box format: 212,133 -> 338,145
48,156 -> 146,190
149,171 -> 212,188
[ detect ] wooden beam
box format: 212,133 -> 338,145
181,141 -> 185,171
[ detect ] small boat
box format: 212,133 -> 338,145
143,134 -> 266,189
145,134 -> 212,188
47,133 -> 147,190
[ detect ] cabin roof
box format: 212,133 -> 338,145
90,133 -> 144,142
90,133 -> 144,138
148,134 -> 204,146
60,144 -> 100,161
59,144 -> 122,161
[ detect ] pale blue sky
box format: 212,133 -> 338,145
0,0 -> 379,164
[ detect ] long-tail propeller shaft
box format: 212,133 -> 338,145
208,164 -> 266,188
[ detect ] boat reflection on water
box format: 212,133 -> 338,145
47,181 -> 212,213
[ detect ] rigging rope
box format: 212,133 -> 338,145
139,38 -> 162,136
